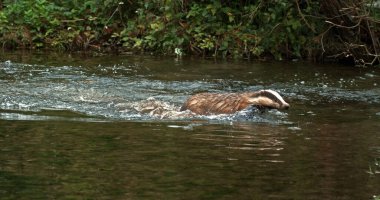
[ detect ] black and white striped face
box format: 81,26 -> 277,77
247,90 -> 290,110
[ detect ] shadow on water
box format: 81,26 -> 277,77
1,51 -> 380,199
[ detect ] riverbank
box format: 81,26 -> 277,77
0,1 -> 379,65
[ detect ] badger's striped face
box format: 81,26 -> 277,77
247,90 -> 290,110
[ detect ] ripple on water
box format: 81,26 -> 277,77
1,60 -> 379,124
1,62 -> 276,122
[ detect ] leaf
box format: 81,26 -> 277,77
219,40 -> 229,51
227,13 -> 235,22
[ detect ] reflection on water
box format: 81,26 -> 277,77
1,119 -> 379,199
0,52 -> 380,199
0,120 -> 289,199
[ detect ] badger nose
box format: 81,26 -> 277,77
282,103 -> 290,110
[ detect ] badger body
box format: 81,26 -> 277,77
180,90 -> 289,115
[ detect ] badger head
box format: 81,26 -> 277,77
246,90 -> 290,110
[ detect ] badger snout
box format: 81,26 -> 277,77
282,102 -> 290,110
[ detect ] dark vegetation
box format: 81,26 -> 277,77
0,0 -> 379,65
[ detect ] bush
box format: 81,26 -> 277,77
1,0 -> 378,64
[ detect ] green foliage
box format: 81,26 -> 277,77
0,0 -> 60,47
0,0 -> 322,60
367,1 -> 380,21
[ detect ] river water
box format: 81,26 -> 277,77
0,51 -> 379,199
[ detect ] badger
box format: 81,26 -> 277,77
180,89 -> 289,115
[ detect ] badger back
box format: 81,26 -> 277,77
180,90 -> 289,115
180,93 -> 252,115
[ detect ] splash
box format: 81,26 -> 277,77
2,57 -> 378,123
115,97 -> 194,120
113,97 -> 289,124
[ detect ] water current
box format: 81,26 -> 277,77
0,51 -> 380,199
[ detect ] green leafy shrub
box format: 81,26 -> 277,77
0,0 -> 322,60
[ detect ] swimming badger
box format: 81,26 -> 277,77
180,90 -> 289,115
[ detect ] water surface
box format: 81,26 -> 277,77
0,51 -> 380,199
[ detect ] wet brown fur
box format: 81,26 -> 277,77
180,90 -> 289,115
